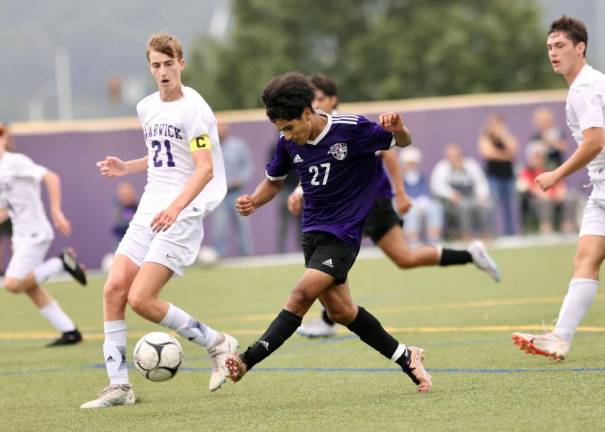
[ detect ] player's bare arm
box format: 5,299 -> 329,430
236,179 -> 284,217
0,208 -> 8,224
536,127 -> 604,190
379,112 -> 411,147
96,156 -> 148,177
287,185 -> 303,216
42,170 -> 71,236
151,147 -> 213,233
381,150 -> 412,214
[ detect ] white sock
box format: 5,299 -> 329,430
33,257 -> 63,284
160,303 -> 218,348
103,320 -> 129,385
391,343 -> 408,362
553,278 -> 598,341
39,301 -> 76,333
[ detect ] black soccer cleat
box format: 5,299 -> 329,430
59,248 -> 87,286
46,329 -> 83,347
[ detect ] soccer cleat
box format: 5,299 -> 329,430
512,331 -> 570,361
80,384 -> 136,409
59,248 -> 87,285
46,329 -> 82,347
224,353 -> 248,383
400,346 -> 432,393
296,317 -> 337,338
468,241 -> 501,282
207,332 -> 239,391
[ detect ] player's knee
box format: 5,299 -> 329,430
394,251 -> 417,269
103,280 -> 129,302
326,307 -> 355,325
288,285 -> 316,310
3,278 -> 23,294
127,292 -> 149,317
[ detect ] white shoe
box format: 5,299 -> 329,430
468,241 -> 501,282
80,384 -> 136,409
296,317 -> 337,338
207,332 -> 239,392
512,331 -> 571,361
400,346 -> 432,393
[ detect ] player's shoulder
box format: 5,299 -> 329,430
4,151 -> 33,165
136,91 -> 160,114
182,86 -> 212,111
331,113 -> 363,125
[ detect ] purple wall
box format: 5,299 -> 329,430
6,94 -> 576,269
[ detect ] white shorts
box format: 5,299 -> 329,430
579,198 -> 605,237
5,236 -> 53,280
115,216 -> 204,276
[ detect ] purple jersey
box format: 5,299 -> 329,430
375,159 -> 393,199
266,114 -> 395,246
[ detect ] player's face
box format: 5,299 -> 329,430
148,50 -> 184,93
547,32 -> 585,75
313,89 -> 337,113
274,110 -> 313,145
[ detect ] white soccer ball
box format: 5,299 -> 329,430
101,253 -> 114,273
197,246 -> 219,267
133,332 -> 184,382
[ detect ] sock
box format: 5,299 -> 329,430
321,309 -> 335,326
160,303 -> 218,348
33,257 -> 63,284
439,248 -> 473,266
346,306 -> 407,363
39,301 -> 76,333
241,309 -> 302,370
554,278 -> 598,341
103,320 -> 129,385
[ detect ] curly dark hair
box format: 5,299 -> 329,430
549,16 -> 588,57
261,72 -> 315,121
309,74 -> 338,97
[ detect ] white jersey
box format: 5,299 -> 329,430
565,64 -> 605,182
0,152 -> 53,240
133,86 -> 227,225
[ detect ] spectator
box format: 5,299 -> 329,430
399,146 -> 444,245
478,114 -> 518,235
531,106 -> 568,169
212,121 -> 254,256
517,142 -> 577,235
431,143 -> 493,240
112,181 -> 138,244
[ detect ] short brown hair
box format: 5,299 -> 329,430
549,16 -> 588,57
309,74 -> 338,97
146,32 -> 183,61
0,123 -> 14,151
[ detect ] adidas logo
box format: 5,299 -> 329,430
106,355 -> 115,362
293,154 -> 304,163
259,340 -> 270,351
322,259 -> 334,268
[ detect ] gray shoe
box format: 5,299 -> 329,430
80,384 -> 136,409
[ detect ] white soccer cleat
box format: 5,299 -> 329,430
468,241 -> 501,282
207,332 -> 239,392
296,317 -> 337,338
512,331 -> 570,361
401,346 -> 432,393
80,384 -> 136,409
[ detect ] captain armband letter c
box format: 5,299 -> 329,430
190,135 -> 212,152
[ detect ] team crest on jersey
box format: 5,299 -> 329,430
328,143 -> 347,160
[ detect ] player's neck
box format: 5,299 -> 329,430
564,60 -> 587,86
159,85 -> 184,102
308,114 -> 328,141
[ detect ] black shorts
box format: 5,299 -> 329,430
302,231 -> 360,285
0,219 -> 12,238
363,197 -> 402,243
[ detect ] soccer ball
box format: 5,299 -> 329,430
197,246 -> 219,267
133,332 -> 183,382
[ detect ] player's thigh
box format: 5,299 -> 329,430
574,235 -> 605,275
286,268 -> 335,314
128,261 -> 174,304
3,238 -> 51,285
104,253 -> 140,299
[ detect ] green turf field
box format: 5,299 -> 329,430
1,244 -> 604,431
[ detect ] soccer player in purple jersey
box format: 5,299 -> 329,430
225,72 -> 432,393
293,74 -> 501,338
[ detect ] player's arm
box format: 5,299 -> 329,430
96,156 -> 148,177
236,178 -> 284,217
151,147 -> 213,233
381,150 -> 412,214
536,127 -> 604,190
379,112 -> 411,148
0,208 -> 8,224
42,170 -> 72,236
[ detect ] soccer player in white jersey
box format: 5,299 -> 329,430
81,33 -> 238,409
512,16 -> 605,361
0,122 -> 87,347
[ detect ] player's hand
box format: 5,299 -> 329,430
287,190 -> 303,216
236,194 -> 256,216
395,191 -> 412,215
151,205 -> 180,233
535,170 -> 560,191
51,209 -> 72,236
96,156 -> 127,177
379,112 -> 404,133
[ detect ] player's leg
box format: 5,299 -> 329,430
320,282 -> 431,392
133,216 -> 238,391
513,201 -> 605,360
